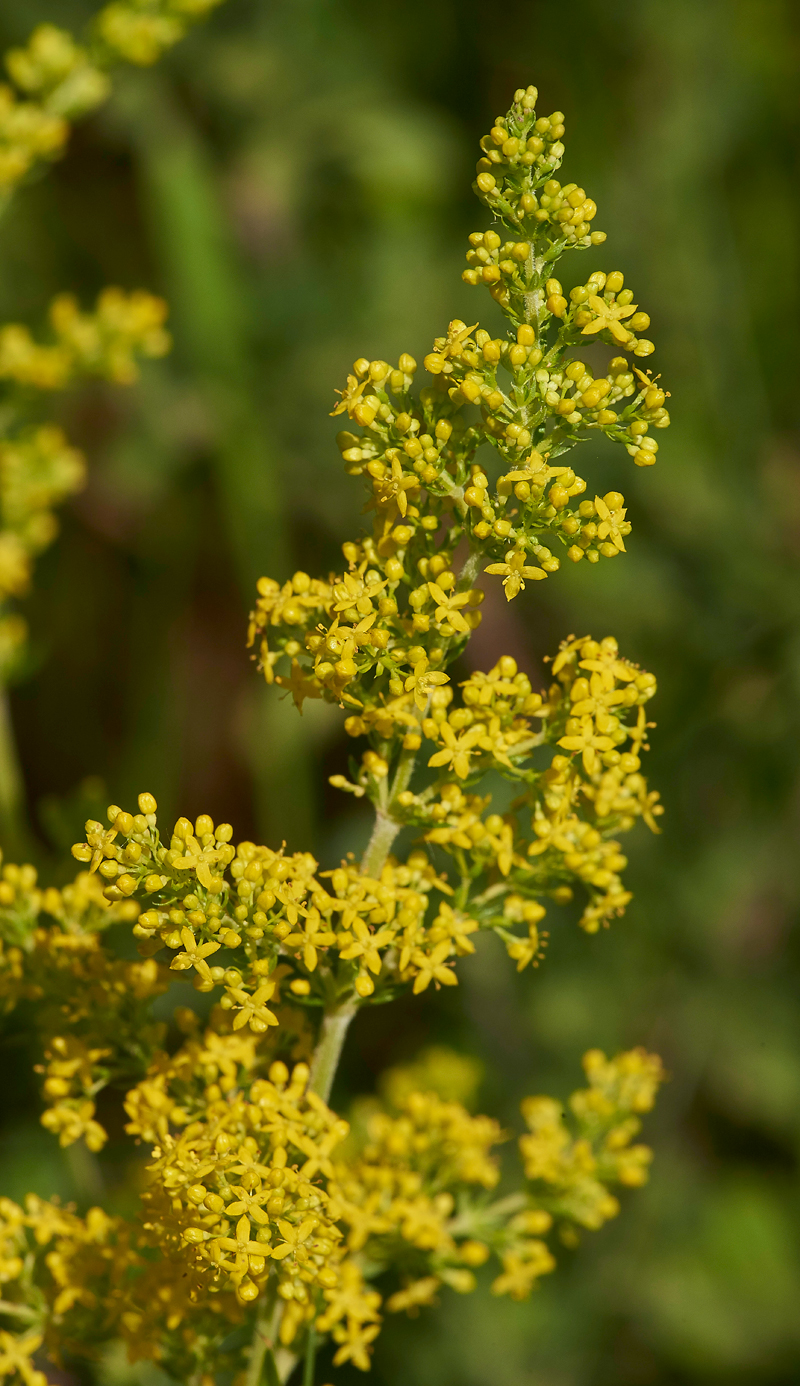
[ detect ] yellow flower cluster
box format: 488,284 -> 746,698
0,288 -> 169,677
0,1044 -> 662,1379
0,4 -> 226,197
0,75 -> 670,1386
0,428 -> 84,603
0,1194 -> 136,1374
0,288 -> 170,390
519,1047 -> 665,1230
95,0 -> 227,67
247,93 -> 671,853
0,857 -> 164,1151
65,791 -> 479,1011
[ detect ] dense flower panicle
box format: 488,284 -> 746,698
247,87 -> 670,953
0,1047 -> 662,1379
62,654 -> 658,1047
0,77 -> 668,1386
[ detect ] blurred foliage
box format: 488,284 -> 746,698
0,0 -> 799,1383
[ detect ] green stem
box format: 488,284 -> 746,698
456,545 -> 483,592
302,1327 -> 316,1386
448,1190 -> 527,1237
245,1292 -> 280,1386
360,808 -> 401,879
524,250 -> 546,331
388,741 -> 418,804
308,1002 -> 358,1103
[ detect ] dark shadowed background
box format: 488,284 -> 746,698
1,1 -> 799,1383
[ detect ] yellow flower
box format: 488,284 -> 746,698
428,723 -> 484,779
332,1320 -> 381,1371
594,493 -> 627,552
270,1217 -> 317,1261
557,715 -> 615,774
226,981 -> 279,1033
404,658 -> 449,711
429,902 -> 478,955
169,926 -> 220,982
491,1242 -> 555,1299
423,319 -> 478,375
484,549 -> 547,600
427,580 -> 474,634
226,1178 -> 269,1223
331,371 -> 368,416
367,455 -> 418,519
283,908 -> 337,970
216,1214 -> 269,1288
410,940 -> 458,993
338,918 -> 395,974
0,1329 -> 47,1386
275,658 -> 322,712
580,293 -> 637,343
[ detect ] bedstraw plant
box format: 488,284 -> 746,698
0,74 -> 668,1386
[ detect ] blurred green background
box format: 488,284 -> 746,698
1,0 -> 800,1382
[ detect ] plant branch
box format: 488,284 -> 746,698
360,808 -> 401,879
308,1000 -> 358,1104
457,545 -> 483,592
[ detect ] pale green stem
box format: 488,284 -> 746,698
360,808 -> 401,879
245,1292 -> 282,1386
523,248 -> 545,332
457,545 -> 483,592
448,1190 -> 527,1237
388,740 -> 418,806
302,1327 -> 317,1386
308,1001 -> 358,1104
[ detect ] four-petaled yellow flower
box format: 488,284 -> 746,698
169,926 -> 220,982
270,1217 -> 318,1261
227,981 -> 279,1033
217,1214 -> 270,1282
428,723 -> 484,779
275,658 -> 322,712
283,909 -> 337,970
333,1321 -> 382,1371
226,1178 -> 270,1223
410,941 -> 458,993
484,549 -> 547,601
580,293 -> 637,343
404,658 -> 449,710
367,455 -> 418,519
331,372 -> 367,416
594,494 -> 627,552
557,715 -> 616,774
427,580 -> 473,634
338,918 -> 396,974
0,1329 -> 46,1386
